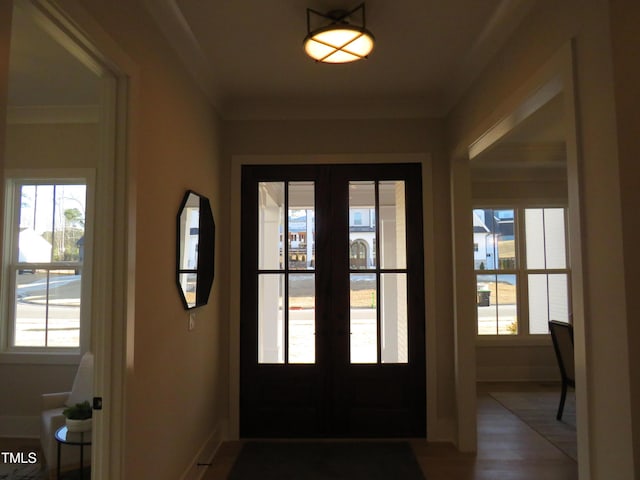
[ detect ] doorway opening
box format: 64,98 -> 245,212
465,46 -> 585,466
1,1 -> 129,478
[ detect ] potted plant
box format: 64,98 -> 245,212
63,400 -> 92,432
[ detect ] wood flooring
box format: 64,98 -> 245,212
201,382 -> 578,480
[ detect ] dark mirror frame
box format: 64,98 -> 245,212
176,190 -> 215,309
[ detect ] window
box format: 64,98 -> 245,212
525,208 -> 570,333
3,175 -> 92,352
474,207 -> 569,336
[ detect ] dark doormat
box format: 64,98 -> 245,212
228,441 -> 425,480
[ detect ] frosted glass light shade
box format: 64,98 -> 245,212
304,26 -> 374,63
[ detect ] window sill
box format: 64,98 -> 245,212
476,336 -> 553,348
0,350 -> 81,365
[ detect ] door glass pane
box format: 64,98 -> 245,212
288,182 -> 315,270
477,274 -> 518,335
381,273 -> 408,363
258,274 -> 284,363
529,273 -> 569,334
379,181 -> 406,269
258,182 -> 284,270
289,274 -> 315,364
349,182 -> 375,269
350,273 -> 377,363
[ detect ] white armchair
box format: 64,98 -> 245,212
40,352 -> 94,475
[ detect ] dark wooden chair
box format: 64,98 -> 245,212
549,320 -> 575,420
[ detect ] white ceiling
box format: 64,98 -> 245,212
7,0 -> 539,120
145,0 -> 537,120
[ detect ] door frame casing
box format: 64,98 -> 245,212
14,2 -> 139,478
229,153 -> 439,440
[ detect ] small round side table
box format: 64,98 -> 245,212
54,425 -> 91,480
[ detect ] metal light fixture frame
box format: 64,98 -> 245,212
304,3 -> 374,63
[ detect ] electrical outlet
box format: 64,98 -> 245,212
189,312 -> 196,331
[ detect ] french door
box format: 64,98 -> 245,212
240,164 -> 426,437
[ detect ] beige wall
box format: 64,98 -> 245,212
472,179 -> 567,203
65,1 -> 228,478
223,118 -> 441,155
609,0 -> 640,472
476,344 -> 557,381
0,363 -> 76,433
448,0 -> 635,477
5,122 -> 99,169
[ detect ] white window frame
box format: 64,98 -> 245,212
1,169 -> 95,361
474,203 -> 570,344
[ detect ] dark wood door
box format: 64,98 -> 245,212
240,164 -> 426,438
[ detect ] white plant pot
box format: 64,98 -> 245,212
65,417 -> 92,433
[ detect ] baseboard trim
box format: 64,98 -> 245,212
0,415 -> 39,439
180,422 -> 226,480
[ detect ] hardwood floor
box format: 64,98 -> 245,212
201,383 -> 578,480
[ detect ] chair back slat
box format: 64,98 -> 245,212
549,320 -> 575,383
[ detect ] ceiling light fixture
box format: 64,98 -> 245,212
304,3 -> 374,64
